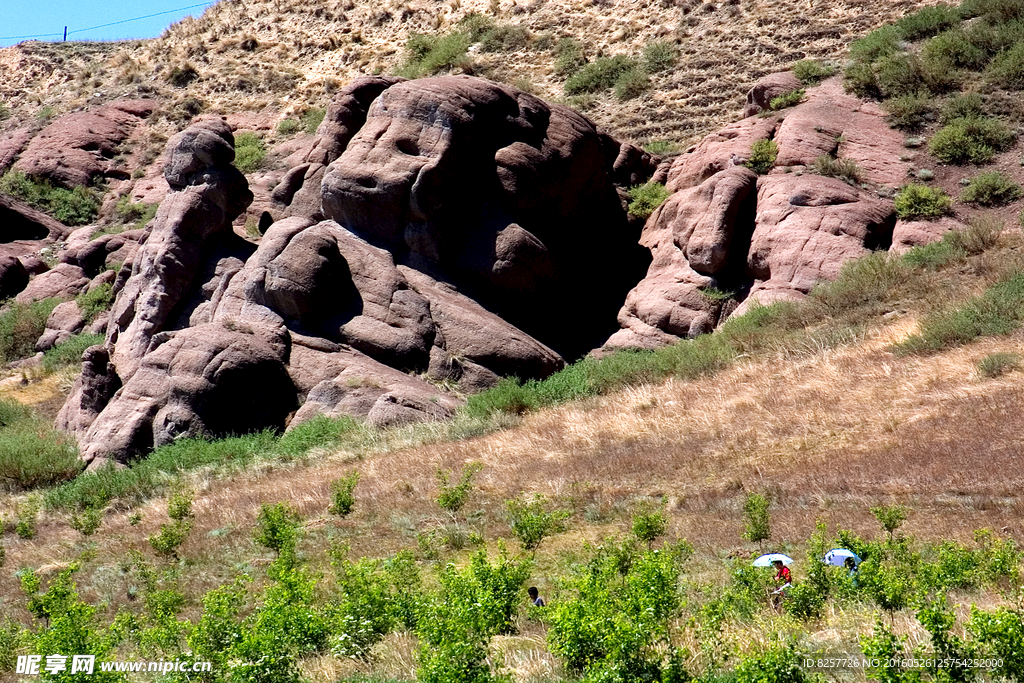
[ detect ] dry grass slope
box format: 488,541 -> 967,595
1,0 -> 945,146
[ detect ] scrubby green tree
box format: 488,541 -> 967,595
742,493 -> 771,544
506,493 -> 570,551
437,462 -> 484,514
254,502 -> 302,554
328,471 -> 360,517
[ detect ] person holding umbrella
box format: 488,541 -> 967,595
771,559 -> 792,610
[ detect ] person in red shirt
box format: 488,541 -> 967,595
771,560 -> 792,610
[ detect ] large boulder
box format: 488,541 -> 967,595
0,255 -> 29,300
606,167 -> 757,349
743,71 -> 804,117
321,75 -> 649,359
13,100 -> 157,188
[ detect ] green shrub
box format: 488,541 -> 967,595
742,493 -> 771,543
811,155 -> 863,184
643,40 -> 678,73
0,397 -> 32,429
69,507 -> 103,536
437,462 -> 483,514
849,25 -> 903,63
0,103 -> 9,121
301,107 -> 326,134
895,3 -> 961,40
233,132 -> 266,173
0,422 -> 81,491
277,118 -> 299,135
961,0 -> 1024,22
903,238 -> 966,270
459,12 -> 496,41
149,494 -> 194,559
0,171 -> 101,226
564,55 -> 640,95
969,606 -> 1024,679
614,68 -> 649,101
875,53 -> 930,98
769,89 -> 804,110
554,37 -> 586,78
745,138 -> 778,175
843,60 -> 880,98
792,59 -> 837,84
643,139 -> 681,154
632,506 -> 668,546
735,638 -> 811,683
506,493 -> 569,550
960,170 -> 1023,205
276,414 -> 360,458
811,251 -> 909,315
894,272 -> 1024,353
480,24 -> 531,52
42,333 -> 104,373
114,195 -> 158,229
254,501 -> 302,554
894,184 -> 954,219
985,40 -> 1024,88
329,471 -> 360,516
978,351 -> 1021,377
928,116 -> 1015,164
76,282 -> 114,322
923,29 -> 989,70
397,32 -> 472,78
941,92 -> 986,123
884,92 -> 933,128
0,298 -> 60,364
627,182 -> 669,218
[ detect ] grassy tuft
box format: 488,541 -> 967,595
895,3 -> 962,41
941,92 -> 986,123
884,92 -> 934,129
564,55 -> 641,95
627,182 -> 669,219
928,116 -> 1015,164
233,132 -> 266,173
0,298 -> 60,364
0,417 -> 81,492
811,156 -> 863,184
41,333 -> 104,373
553,37 -> 587,78
977,351 -> 1021,377
792,59 -> 837,84
0,171 -> 101,226
895,184 -> 954,220
745,139 -> 778,175
895,272 -> 1024,354
642,40 -> 678,74
769,89 -> 804,110
959,171 -> 1023,206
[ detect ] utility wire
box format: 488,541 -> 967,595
0,2 -> 215,42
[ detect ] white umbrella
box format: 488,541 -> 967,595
823,548 -> 862,566
753,553 -> 794,567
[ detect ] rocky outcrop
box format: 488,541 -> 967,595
890,217 -> 964,254
0,255 -> 29,300
13,100 -> 157,188
320,76 -> 649,359
743,71 -> 803,118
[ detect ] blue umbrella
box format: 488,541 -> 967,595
753,553 -> 794,567
823,548 -> 862,566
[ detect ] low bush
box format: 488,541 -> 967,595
0,171 -> 101,226
894,184 -> 954,219
167,63 -> 198,87
42,333 -> 104,373
792,59 -> 836,84
627,182 -> 669,218
923,29 -> 989,71
876,53 -> 930,98
276,118 -> 299,135
397,32 -> 472,78
76,283 -> 114,322
895,272 -> 1024,353
506,493 -> 569,550
553,37 -> 586,78
811,250 -> 910,315
114,195 -> 158,229
614,68 -> 649,100
643,139 -> 681,154
437,462 -> 483,514
844,61 -> 879,98
564,55 -> 640,95
960,171 -> 1023,205
254,501 -> 302,554
849,25 -> 903,63
986,41 -> 1024,88
769,89 -> 804,110
897,4 -> 961,40
233,132 -> 266,173
643,40 -> 678,73
941,92 -> 986,123
301,107 -> 326,134
0,421 -> 81,491
480,24 -> 531,52
903,238 -> 966,270
811,155 -> 863,184
275,413 -> 360,458
746,138 -> 778,175
884,92 -> 933,128
0,298 -> 60,364
329,471 -> 360,517
961,0 -> 1024,22
928,116 -> 1015,164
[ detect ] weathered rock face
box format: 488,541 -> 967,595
607,74 -> 902,348
13,100 -> 157,188
320,76 -> 649,359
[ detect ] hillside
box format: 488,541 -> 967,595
4,0 -> 1024,682
1,0 -> 941,145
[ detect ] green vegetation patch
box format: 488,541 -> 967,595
895,271 -> 1024,353
745,138 -> 778,175
0,298 -> 60,364
895,3 -> 962,41
884,92 -> 934,129
894,184 -> 954,219
397,32 -> 473,78
42,333 -> 104,373
769,89 -> 805,110
0,171 -> 101,226
960,170 -> 1023,205
233,132 -> 266,173
977,350 -> 1021,376
811,155 -> 863,184
627,182 -> 669,219
553,37 -> 586,78
76,283 -> 114,322
792,59 -> 837,84
928,116 -> 1015,164
0,399 -> 81,491
642,40 -> 678,74
114,195 -> 159,230
564,54 -> 642,96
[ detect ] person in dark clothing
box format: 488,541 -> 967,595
528,586 -> 545,607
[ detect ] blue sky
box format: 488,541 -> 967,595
0,0 -> 217,48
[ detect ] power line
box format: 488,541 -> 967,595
0,2 -> 216,42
